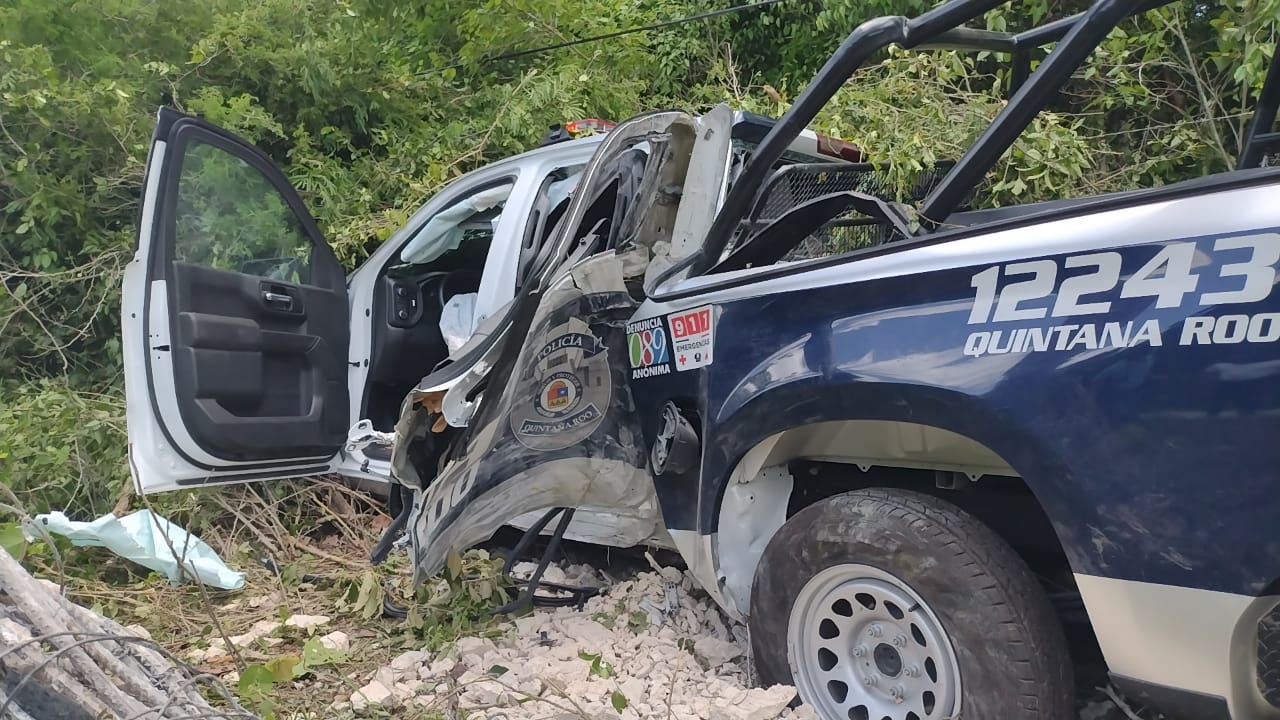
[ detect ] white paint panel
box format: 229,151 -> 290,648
1075,573 -> 1280,719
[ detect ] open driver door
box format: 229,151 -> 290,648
122,108 -> 350,493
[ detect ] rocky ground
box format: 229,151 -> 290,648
340,561 -> 809,720
336,556 -> 1157,720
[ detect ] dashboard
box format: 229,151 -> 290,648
369,263 -> 482,388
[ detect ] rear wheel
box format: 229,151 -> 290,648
749,488 -> 1074,720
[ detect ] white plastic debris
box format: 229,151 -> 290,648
284,614 -> 331,631
33,509 -> 244,590
228,619 -> 282,648
319,631 -> 351,652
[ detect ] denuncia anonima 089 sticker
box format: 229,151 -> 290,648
626,316 -> 672,379
509,318 -> 612,451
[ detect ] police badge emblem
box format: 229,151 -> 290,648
509,317 -> 612,451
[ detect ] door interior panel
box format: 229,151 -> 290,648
134,107 -> 351,479
167,261 -> 348,461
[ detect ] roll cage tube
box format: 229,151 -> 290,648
644,0 -> 1199,296
1240,42 -> 1280,169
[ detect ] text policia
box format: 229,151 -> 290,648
963,233 -> 1280,358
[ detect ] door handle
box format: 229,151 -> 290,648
263,291 -> 294,310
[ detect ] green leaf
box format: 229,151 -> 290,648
487,664 -> 509,677
300,637 -> 346,671
446,547 -> 463,581
238,664 -> 275,699
0,524 -> 27,562
265,655 -> 300,683
611,690 -> 628,711
577,651 -> 614,678
352,570 -> 384,621
404,604 -> 425,631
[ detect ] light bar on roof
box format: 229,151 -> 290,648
564,118 -> 617,136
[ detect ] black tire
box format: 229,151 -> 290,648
749,488 -> 1074,720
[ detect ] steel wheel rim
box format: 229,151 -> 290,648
786,563 -> 961,720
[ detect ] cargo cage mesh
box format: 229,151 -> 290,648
728,158 -> 968,263
1259,603 -> 1280,708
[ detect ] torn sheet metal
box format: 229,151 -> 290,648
397,110 -> 718,582
643,103 -> 733,290
345,419 -> 393,455
406,253 -> 661,583
505,507 -> 672,550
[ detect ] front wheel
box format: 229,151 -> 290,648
748,488 -> 1074,720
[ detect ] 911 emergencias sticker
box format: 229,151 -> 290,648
668,305 -> 715,371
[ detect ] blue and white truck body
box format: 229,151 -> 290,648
122,0 -> 1280,717
393,2 -> 1280,718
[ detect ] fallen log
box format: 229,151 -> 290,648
0,546 -> 260,720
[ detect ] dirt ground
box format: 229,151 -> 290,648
32,481 -> 1164,720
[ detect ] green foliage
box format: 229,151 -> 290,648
339,568 -> 387,622
400,548 -> 511,649
0,380 -> 127,515
0,522 -> 27,561
173,141 -> 313,281
578,650 -> 615,678
0,0 -> 1276,519
236,638 -> 345,720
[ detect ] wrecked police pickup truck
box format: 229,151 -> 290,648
125,0 -> 1280,718
121,107 -> 853,546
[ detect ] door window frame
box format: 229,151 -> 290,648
140,117 -> 346,472
148,125 -> 334,286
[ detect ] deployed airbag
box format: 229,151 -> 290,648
399,184 -> 512,265
439,292 -> 479,353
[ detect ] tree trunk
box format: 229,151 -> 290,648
0,546 -> 259,720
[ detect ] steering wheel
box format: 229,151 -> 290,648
437,269 -> 482,308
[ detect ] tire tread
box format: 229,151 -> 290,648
749,488 -> 1074,719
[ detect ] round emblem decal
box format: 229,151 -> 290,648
536,372 -> 582,417
509,318 -> 613,451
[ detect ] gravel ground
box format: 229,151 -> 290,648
345,561 -> 810,719
341,556 -> 1157,720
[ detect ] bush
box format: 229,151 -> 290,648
0,0 -> 1270,519
0,381 -> 128,516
